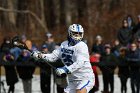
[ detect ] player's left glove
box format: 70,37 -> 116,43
55,66 -> 70,76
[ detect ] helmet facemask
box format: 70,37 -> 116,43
69,31 -> 83,41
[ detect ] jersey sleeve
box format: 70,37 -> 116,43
41,47 -> 60,62
67,43 -> 89,73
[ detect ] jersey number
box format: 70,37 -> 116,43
62,53 -> 73,66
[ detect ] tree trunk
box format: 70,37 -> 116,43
7,0 -> 16,25
53,0 -> 60,26
16,0 -> 28,31
40,0 -> 47,29
59,0 -> 66,25
65,0 -> 72,27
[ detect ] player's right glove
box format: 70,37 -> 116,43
30,50 -> 42,60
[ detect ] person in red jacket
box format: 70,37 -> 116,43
89,53 -> 100,93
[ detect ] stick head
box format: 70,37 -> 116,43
11,36 -> 28,50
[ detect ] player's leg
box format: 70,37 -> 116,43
76,80 -> 94,93
64,79 -> 94,93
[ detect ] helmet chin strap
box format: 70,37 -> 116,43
67,36 -> 80,46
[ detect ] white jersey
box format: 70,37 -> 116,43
42,40 -> 94,81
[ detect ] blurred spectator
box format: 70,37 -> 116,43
41,33 -> 59,93
126,15 -> 135,29
45,33 -> 56,52
99,43 -> 117,93
21,34 -> 27,43
117,19 -> 135,47
10,36 -> 22,60
91,35 -> 104,55
136,38 -> 140,49
0,37 -> 18,93
136,38 -> 140,93
118,47 -> 129,93
126,43 -> 140,93
39,44 -> 51,93
90,35 -> 104,92
89,53 -> 100,93
112,39 -> 121,57
133,15 -> 140,39
10,46 -> 22,61
16,39 -> 35,93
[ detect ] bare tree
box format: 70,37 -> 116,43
0,6 -> 48,32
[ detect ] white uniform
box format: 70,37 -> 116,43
42,40 -> 95,93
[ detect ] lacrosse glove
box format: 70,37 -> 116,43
55,66 -> 70,76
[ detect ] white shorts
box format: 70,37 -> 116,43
64,79 -> 94,93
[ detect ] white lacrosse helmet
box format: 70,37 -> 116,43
68,24 -> 84,42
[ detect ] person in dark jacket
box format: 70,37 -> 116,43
16,40 -> 35,93
118,47 -> 129,93
99,44 -> 117,93
126,43 -> 140,93
117,19 -> 135,47
90,35 -> 104,93
44,34 -> 60,93
0,37 -> 18,93
136,38 -> 140,93
39,44 -> 51,93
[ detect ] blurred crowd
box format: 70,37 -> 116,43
0,33 -> 64,93
1,14 -> 140,93
90,14 -> 140,93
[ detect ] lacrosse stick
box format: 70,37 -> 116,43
11,36 -> 69,87
11,36 -> 60,70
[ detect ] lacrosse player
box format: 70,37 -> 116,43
31,24 -> 95,93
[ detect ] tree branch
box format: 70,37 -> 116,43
0,7 -> 48,32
